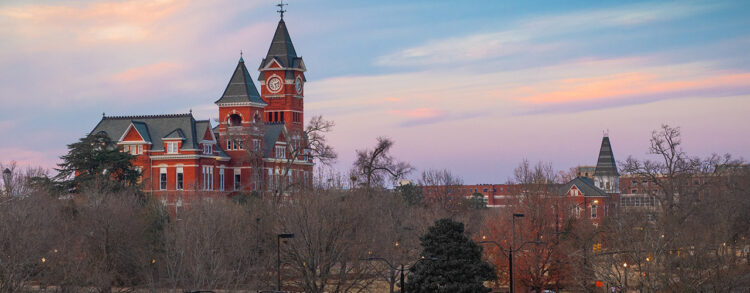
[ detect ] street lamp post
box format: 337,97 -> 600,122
510,213 -> 524,293
364,256 -> 437,293
480,213 -> 529,293
277,233 -> 295,292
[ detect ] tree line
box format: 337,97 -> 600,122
0,124 -> 748,292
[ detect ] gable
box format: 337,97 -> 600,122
568,185 -> 582,196
202,126 -> 214,141
121,125 -> 144,142
268,59 -> 282,68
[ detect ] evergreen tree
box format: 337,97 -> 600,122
55,132 -> 140,192
405,218 -> 495,293
467,192 -> 489,210
395,182 -> 423,206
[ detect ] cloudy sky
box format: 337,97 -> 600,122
1,0 -> 749,183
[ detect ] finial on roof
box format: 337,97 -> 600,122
189,109 -> 193,114
276,0 -> 287,19
102,112 -> 106,118
239,50 -> 244,63
603,129 -> 609,138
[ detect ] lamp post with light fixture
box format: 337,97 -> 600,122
480,213 -> 534,293
363,256 -> 438,293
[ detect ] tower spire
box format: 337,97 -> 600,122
276,0 -> 287,19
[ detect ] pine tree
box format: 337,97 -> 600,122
405,218 -> 495,293
55,132 -> 140,192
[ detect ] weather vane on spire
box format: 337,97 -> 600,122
276,0 -> 287,19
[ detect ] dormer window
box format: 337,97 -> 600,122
275,146 -> 286,159
167,142 -> 179,154
203,144 -> 213,154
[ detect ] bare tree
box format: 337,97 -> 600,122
600,124 -> 750,292
275,115 -> 337,195
277,190 -> 378,293
0,192 -> 61,292
419,168 -> 476,217
0,161 -> 47,199
229,115 -> 337,197
351,137 -> 412,190
162,196 -> 272,291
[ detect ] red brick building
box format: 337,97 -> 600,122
90,17 -> 312,207
421,135 -> 620,224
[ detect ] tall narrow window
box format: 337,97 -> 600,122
591,204 -> 598,219
280,112 -> 285,122
138,145 -> 143,155
275,146 -> 286,159
219,168 -> 225,191
160,168 -> 167,190
209,167 -> 214,190
176,167 -> 183,190
234,169 -> 241,190
202,166 -> 213,191
227,140 -> 231,150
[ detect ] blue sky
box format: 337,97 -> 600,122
1,0 -> 749,183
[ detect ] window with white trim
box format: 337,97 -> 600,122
238,140 -> 244,150
275,146 -> 286,159
227,140 -> 231,150
591,204 -> 598,219
253,139 -> 261,151
202,166 -> 213,191
234,169 -> 241,190
219,168 -> 225,191
166,142 -> 178,154
160,167 -> 167,190
176,167 -> 184,190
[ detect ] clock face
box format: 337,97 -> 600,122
295,78 -> 303,94
267,76 -> 282,93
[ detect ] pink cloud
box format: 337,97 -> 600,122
0,0 -> 186,43
388,108 -> 444,119
112,61 -> 183,83
0,148 -> 59,171
518,72 -> 750,105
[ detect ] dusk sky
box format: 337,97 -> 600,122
1,0 -> 749,183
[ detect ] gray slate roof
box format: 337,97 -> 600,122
131,121 -> 151,143
163,128 -> 186,140
215,59 -> 265,105
594,136 -> 619,177
263,123 -> 286,157
258,19 -> 302,70
92,113 -> 203,152
560,177 -> 608,197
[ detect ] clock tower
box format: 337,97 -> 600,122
258,17 -> 306,134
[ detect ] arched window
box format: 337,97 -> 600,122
229,114 -> 242,126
